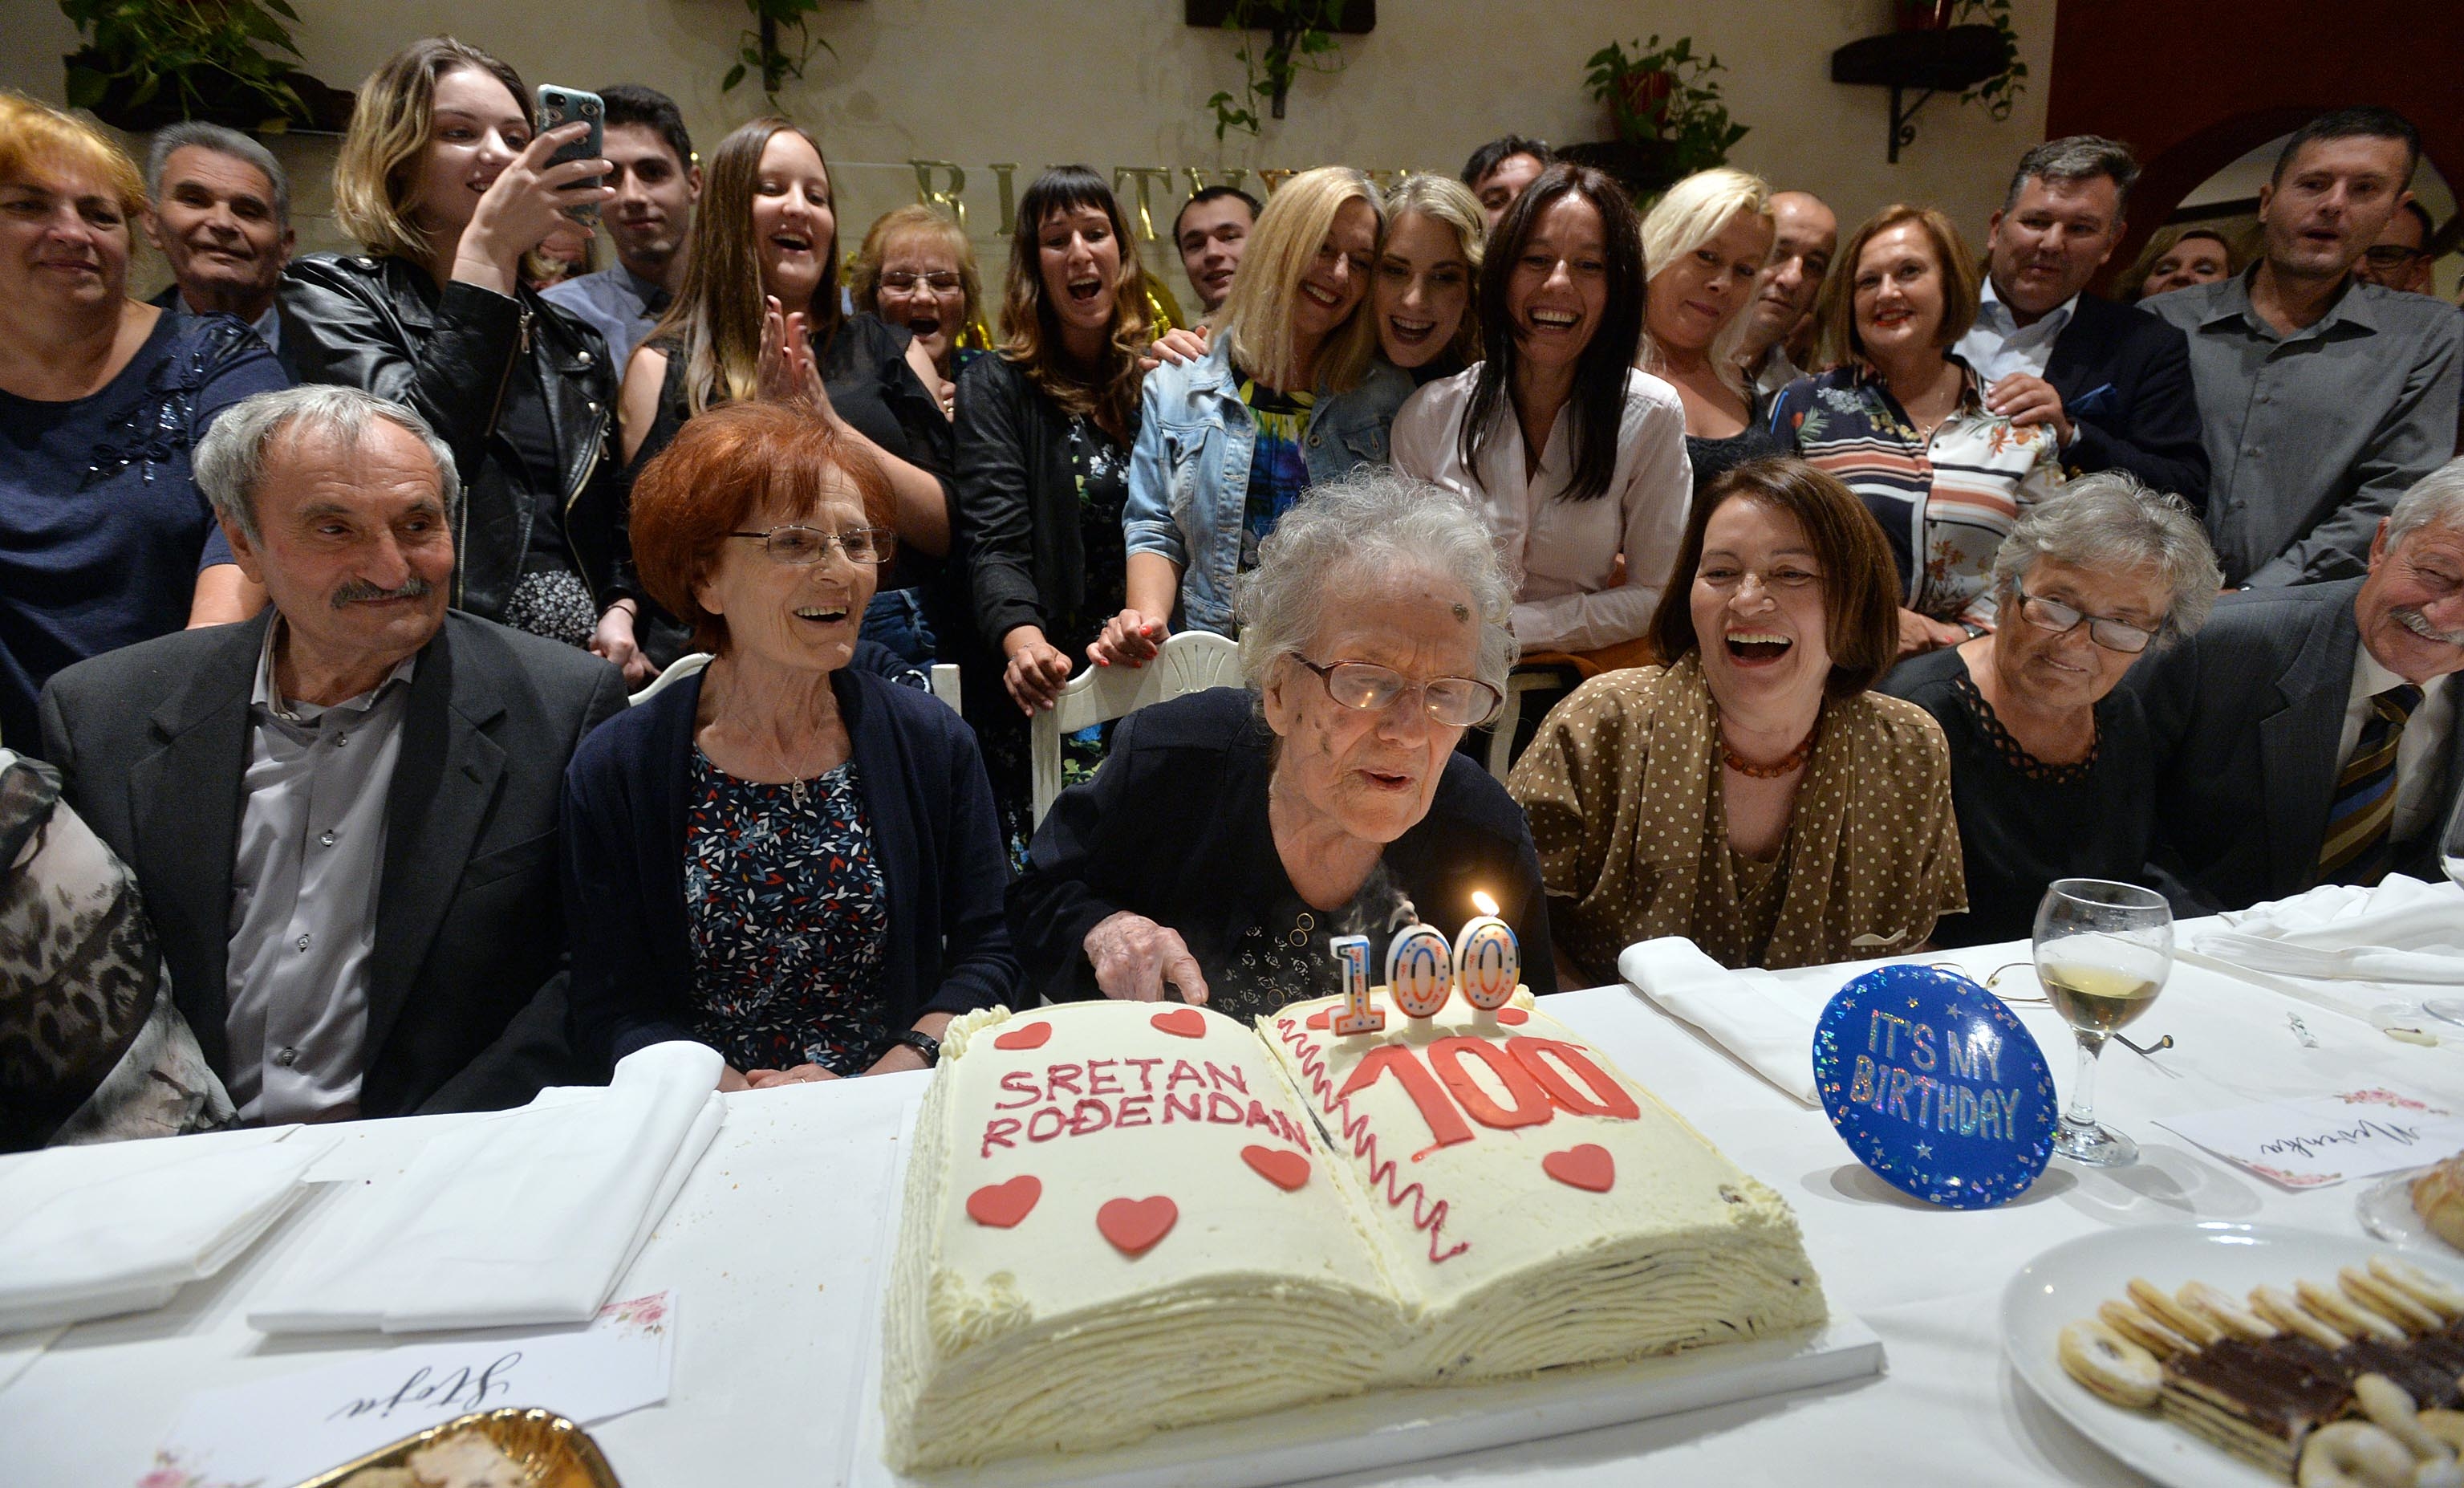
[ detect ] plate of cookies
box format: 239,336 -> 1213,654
2002,1222 -> 2464,1487
2358,1154 -> 2464,1257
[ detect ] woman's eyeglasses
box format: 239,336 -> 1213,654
879,270 -> 964,293
728,524 -> 897,566
1292,657 -> 1504,728
2016,591 -> 2157,654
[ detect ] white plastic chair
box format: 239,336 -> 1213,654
1483,670 -> 1566,781
631,652 -> 961,714
1029,631 -> 1242,823
630,651 -> 712,705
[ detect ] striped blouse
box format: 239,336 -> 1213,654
1769,361 -> 2064,627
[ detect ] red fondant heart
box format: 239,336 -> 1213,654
1495,1006 -> 1530,1026
1150,1007 -> 1206,1040
993,1022 -> 1052,1051
1097,1195 -> 1178,1255
1241,1144 -> 1311,1191
965,1175 -> 1041,1228
1542,1144 -> 1615,1193
1305,1009 -> 1330,1030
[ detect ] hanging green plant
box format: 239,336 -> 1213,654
59,0 -> 315,132
1955,0 -> 2028,121
1204,0 -> 1351,141
724,0 -> 838,102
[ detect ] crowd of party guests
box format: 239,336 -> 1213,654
3,38 -> 2462,1147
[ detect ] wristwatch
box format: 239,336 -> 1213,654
889,1029 -> 942,1066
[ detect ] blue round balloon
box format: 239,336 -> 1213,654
1812,964 -> 2056,1209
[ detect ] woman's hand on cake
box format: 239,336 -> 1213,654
720,1065 -> 753,1093
1085,910 -> 1211,1005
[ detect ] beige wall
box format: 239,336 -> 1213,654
6,0 -> 2058,307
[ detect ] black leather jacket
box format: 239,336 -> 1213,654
277,254 -> 630,622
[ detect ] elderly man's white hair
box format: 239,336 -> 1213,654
2386,457 -> 2464,551
1234,466 -> 1518,698
192,384 -> 461,546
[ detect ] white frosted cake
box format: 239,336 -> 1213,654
880,991 -> 1825,1471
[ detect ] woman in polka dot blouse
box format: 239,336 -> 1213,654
1508,457 -> 1967,978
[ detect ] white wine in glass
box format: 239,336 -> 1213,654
2425,788 -> 2464,1026
2035,878 -> 2174,1167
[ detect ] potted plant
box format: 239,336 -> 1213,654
1567,35 -> 1749,203
1196,0 -> 1356,140
1955,0 -> 2028,121
723,0 -> 837,104
59,0 -> 353,134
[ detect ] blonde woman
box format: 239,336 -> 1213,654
1638,168 -> 1787,495
277,38 -> 641,671
1110,165 -> 1407,650
1374,173 -> 1484,383
850,204 -> 988,389
619,118 -> 954,665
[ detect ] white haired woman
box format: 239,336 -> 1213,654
1881,472 -> 2221,945
1011,467 -> 1557,1021
1639,169 -> 1788,496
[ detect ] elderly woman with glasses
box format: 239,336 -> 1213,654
1881,473 -> 2220,945
563,401 -> 1019,1091
1009,466 -> 1556,1020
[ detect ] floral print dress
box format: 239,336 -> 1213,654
683,751 -> 895,1074
1769,360 -> 2064,628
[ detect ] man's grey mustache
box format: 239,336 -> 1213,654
331,575 -> 435,608
2395,606 -> 2464,647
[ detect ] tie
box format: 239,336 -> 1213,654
2317,683 -> 2424,886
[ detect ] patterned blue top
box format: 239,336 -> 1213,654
684,750 -> 895,1074
1236,375 -> 1314,574
0,311 -> 287,752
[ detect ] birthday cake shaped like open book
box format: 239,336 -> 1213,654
880,986 -> 1828,1470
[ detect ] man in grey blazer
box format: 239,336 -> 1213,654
39,386 -> 627,1123
2131,459 -> 2464,913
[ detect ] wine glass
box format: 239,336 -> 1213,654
2423,789 -> 2464,1026
2034,878 -> 2174,1167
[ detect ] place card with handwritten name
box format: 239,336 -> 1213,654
2154,1088 -> 2464,1189
136,1291 -> 673,1487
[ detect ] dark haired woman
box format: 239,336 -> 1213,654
1509,457 -> 1966,978
1391,162 -> 1692,658
619,117 -> 955,669
952,166 -> 1161,853
278,37 -> 632,667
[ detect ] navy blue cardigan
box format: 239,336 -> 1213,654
561,664 -> 1021,1071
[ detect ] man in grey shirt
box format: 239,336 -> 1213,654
1735,189 -> 1837,404
2146,107 -> 2462,587
541,84 -> 699,373
40,386 -> 628,1122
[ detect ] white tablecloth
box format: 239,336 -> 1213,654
9,914 -> 2464,1487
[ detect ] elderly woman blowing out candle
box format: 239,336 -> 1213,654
1009,466 -> 1557,1022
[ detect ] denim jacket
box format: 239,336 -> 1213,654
1124,344 -> 1416,635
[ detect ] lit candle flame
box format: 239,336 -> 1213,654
1471,890 -> 1499,917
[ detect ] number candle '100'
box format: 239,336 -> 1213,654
1329,894 -> 1524,1035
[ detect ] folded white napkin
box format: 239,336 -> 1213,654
2191,875 -> 2464,985
250,1041 -> 724,1336
1618,937 -> 1821,1105
0,1127 -> 334,1333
